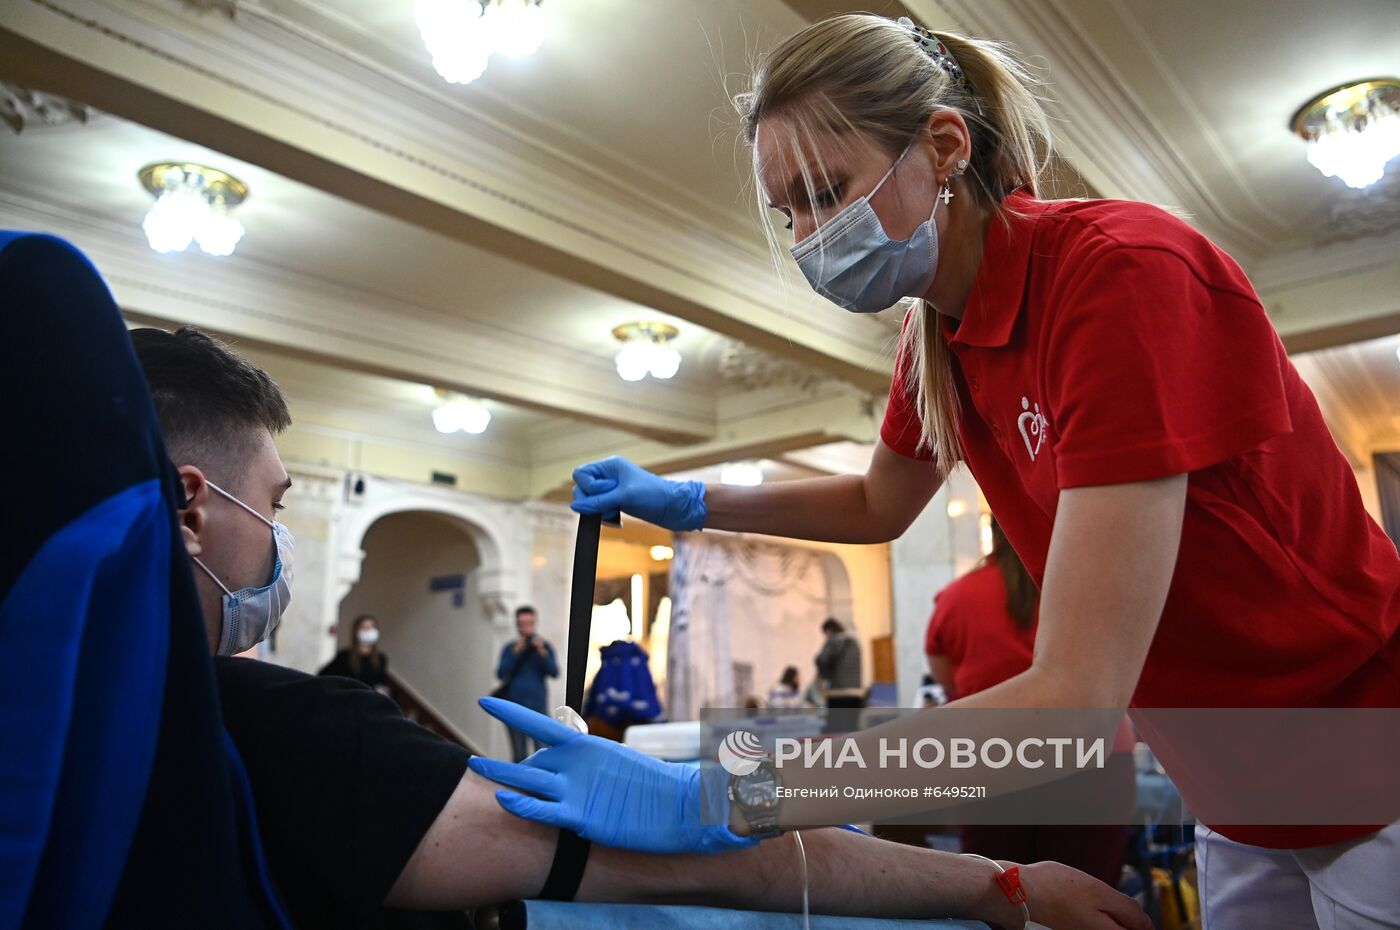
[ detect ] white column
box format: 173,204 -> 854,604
889,465 -> 983,706
269,462 -> 347,673
526,501 -> 578,715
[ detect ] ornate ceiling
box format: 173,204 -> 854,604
1,0 -> 1397,495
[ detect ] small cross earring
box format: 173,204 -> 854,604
940,160 -> 968,206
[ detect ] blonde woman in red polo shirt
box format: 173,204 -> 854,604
472,13 -> 1399,928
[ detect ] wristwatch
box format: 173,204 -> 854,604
727,759 -> 784,840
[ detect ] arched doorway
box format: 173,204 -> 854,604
338,510 -> 499,754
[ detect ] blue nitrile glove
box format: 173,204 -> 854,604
468,697 -> 756,855
570,456 -> 707,531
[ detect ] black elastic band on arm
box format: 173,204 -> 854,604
538,513 -> 605,902
565,513 -> 602,714
538,829 -> 592,901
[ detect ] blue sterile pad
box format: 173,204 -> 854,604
506,902 -> 988,929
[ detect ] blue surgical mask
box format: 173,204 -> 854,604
790,142 -> 941,313
192,481 -> 294,656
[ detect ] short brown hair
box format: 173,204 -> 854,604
130,326 -> 290,488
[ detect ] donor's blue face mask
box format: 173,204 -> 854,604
192,481 -> 294,656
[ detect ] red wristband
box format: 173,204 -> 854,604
963,854 -> 1030,929
995,865 -> 1028,905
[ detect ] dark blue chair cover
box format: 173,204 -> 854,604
0,231 -> 287,928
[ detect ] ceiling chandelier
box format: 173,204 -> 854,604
416,0 -> 546,86
432,389 -> 492,434
612,322 -> 682,382
1291,78 -> 1400,190
138,162 -> 248,257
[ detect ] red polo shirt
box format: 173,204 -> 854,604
882,193 -> 1400,848
926,563 -> 1037,700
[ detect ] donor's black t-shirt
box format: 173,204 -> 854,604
216,657 -> 472,929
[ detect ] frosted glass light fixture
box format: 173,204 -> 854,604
432,389 -> 492,434
1292,79 -> 1400,189
483,0 -> 545,58
416,0 -> 490,84
138,162 -> 248,257
416,0 -> 546,85
612,322 -> 682,382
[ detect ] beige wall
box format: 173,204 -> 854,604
277,422 -> 525,499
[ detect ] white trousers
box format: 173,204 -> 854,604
1197,822 -> 1400,929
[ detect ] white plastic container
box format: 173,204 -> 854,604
624,719 -> 702,762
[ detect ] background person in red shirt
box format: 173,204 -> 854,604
926,518 -> 1038,703
927,518 -> 1132,888
482,13 -> 1400,928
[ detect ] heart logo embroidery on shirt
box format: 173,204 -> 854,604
1017,397 -> 1048,462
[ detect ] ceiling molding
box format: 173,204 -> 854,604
180,0 -> 236,15
1259,257 -> 1400,353
527,379 -> 872,466
1250,227 -> 1400,295
916,0 -> 1270,259
1281,312 -> 1400,357
1098,0 -> 1296,237
282,419 -> 530,499
777,0 -> 912,20
528,388 -> 879,498
0,185 -> 716,443
717,338 -> 835,392
270,386 -> 533,468
0,79 -> 88,132
779,441 -> 877,476
1314,171 -> 1400,245
242,0 -> 760,252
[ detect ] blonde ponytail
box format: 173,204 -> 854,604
736,15 -> 1054,474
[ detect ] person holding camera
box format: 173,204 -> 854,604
494,605 -> 559,761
